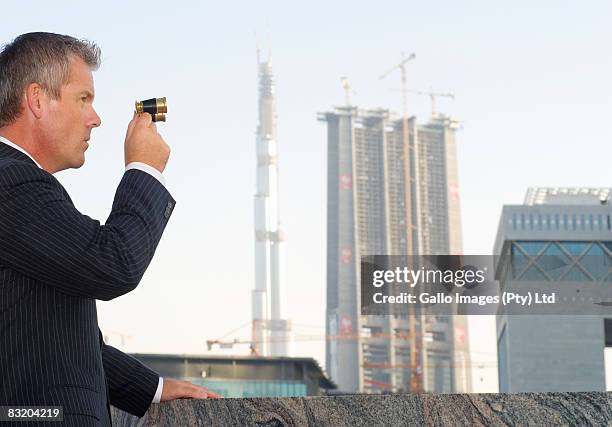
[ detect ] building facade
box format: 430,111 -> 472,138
494,188 -> 612,392
320,107 -> 470,393
131,354 -> 335,397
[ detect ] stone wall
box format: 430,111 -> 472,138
112,392 -> 612,426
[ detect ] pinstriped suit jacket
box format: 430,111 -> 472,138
0,143 -> 175,426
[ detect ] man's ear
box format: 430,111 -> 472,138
25,83 -> 46,119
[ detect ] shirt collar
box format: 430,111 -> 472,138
0,135 -> 42,169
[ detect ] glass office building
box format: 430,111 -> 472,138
189,378 -> 307,398
494,188 -> 612,392
131,354 -> 335,398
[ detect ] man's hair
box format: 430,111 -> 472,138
0,32 -> 101,127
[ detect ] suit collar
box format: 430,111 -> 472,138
0,137 -> 40,167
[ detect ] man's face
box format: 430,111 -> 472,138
40,56 -> 101,171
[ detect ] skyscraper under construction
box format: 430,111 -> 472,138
251,50 -> 292,357
319,107 -> 471,393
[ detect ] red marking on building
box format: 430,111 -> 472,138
449,183 -> 460,201
455,326 -> 465,345
340,315 -> 353,335
340,173 -> 352,190
341,247 -> 352,264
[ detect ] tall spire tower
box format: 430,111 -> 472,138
252,49 -> 292,356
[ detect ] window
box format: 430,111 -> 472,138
562,214 -> 567,230
525,214 -> 533,230
432,331 -> 446,341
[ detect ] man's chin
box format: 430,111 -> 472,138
71,155 -> 86,169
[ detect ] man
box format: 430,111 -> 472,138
0,32 -> 220,426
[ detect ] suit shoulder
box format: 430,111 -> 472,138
0,159 -> 53,185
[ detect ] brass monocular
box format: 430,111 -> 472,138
135,97 -> 167,122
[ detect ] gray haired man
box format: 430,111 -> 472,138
0,32 -> 219,426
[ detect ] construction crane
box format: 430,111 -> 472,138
406,88 -> 454,117
207,323 -> 496,393
209,330 -> 425,348
340,76 -> 356,106
379,52 -> 415,120
378,52 -> 416,254
379,52 -> 425,394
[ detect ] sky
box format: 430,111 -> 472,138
2,1 -> 611,393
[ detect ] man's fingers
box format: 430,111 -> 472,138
125,112 -> 138,139
189,385 -> 207,398
189,384 -> 221,399
161,379 -> 223,401
126,112 -> 158,144
136,112 -> 153,128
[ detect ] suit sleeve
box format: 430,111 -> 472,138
100,332 -> 159,417
0,163 -> 175,301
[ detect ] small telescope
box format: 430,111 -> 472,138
135,97 -> 167,122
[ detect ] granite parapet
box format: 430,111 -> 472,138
112,392 -> 612,426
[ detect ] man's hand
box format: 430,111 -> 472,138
124,112 -> 171,173
160,379 -> 222,401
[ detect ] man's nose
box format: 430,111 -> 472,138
89,108 -> 102,128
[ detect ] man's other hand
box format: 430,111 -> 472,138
160,379 -> 222,401
124,111 -> 171,173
